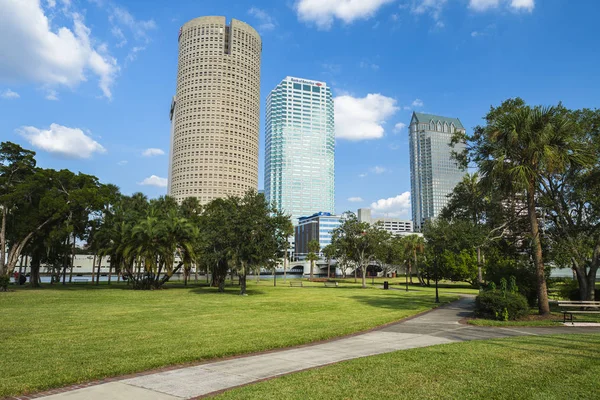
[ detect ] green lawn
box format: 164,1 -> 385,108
214,334 -> 600,400
0,280 -> 456,397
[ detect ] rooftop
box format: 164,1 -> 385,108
412,112 -> 465,130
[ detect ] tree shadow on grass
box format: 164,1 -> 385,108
349,294 -> 440,311
189,286 -> 267,296
481,335 -> 600,362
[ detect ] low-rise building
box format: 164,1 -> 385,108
294,212 -> 343,260
357,208 -> 413,236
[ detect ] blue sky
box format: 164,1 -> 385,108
1,0 -> 599,219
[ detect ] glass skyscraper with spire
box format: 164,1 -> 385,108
264,76 -> 335,224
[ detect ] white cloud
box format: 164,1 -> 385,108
334,93 -> 399,141
126,46 -> 146,63
0,0 -> 118,99
1,89 -> 20,99
470,0 -> 534,12
18,123 -> 106,159
359,173 -> 368,178
47,0 -> 56,7
139,175 -> 168,188
510,0 -> 534,12
248,7 -> 276,31
370,192 -> 411,218
142,148 -> 165,157
393,122 -> 406,133
45,89 -> 59,101
109,6 -> 156,43
371,166 -> 387,174
468,0 -> 500,11
359,61 -> 380,70
411,0 -> 448,23
348,197 -> 364,203
296,0 -> 396,29
117,160 -> 128,166
412,98 -> 424,107
111,26 -> 127,47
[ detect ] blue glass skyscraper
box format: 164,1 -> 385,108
409,112 -> 466,232
264,77 -> 335,224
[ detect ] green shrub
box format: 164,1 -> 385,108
475,291 -> 529,321
0,275 -> 9,291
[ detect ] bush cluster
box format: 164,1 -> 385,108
0,275 -> 10,291
475,291 -> 529,321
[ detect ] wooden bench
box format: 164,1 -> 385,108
558,301 -> 600,323
324,282 -> 338,288
289,281 -> 303,287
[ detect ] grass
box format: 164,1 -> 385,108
0,280 -> 457,397
213,334 -> 600,400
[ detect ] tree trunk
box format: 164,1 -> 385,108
477,246 -> 483,287
91,254 -> 96,284
195,265 -> 198,283
283,255 -> 287,283
0,206 -> 7,277
96,255 -> 101,286
69,233 -> 75,283
6,217 -> 54,275
240,263 -> 247,295
327,259 -> 331,279
310,260 -> 314,281
585,242 -> 600,301
527,184 -> 550,315
361,262 -> 367,289
30,257 -> 41,288
108,262 -> 112,285
62,238 -> 68,285
354,265 -> 357,283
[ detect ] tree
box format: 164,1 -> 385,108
332,213 -> 390,288
2,167 -> 104,283
322,244 -> 336,279
539,107 -> 600,300
0,142 -> 36,279
306,240 -> 320,281
456,99 -> 593,314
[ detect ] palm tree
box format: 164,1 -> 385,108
478,106 -> 591,315
307,239 -> 320,281
322,244 -> 336,279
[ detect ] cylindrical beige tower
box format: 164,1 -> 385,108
168,16 -> 261,204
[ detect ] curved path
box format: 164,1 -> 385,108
31,297 -> 600,400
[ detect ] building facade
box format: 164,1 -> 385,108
294,212 -> 342,260
373,218 -> 413,235
409,112 -> 466,232
168,16 -> 262,204
357,208 -> 413,235
264,76 -> 335,224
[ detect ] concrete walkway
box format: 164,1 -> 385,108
38,297 -> 600,400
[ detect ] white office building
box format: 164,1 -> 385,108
357,208 -> 413,236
